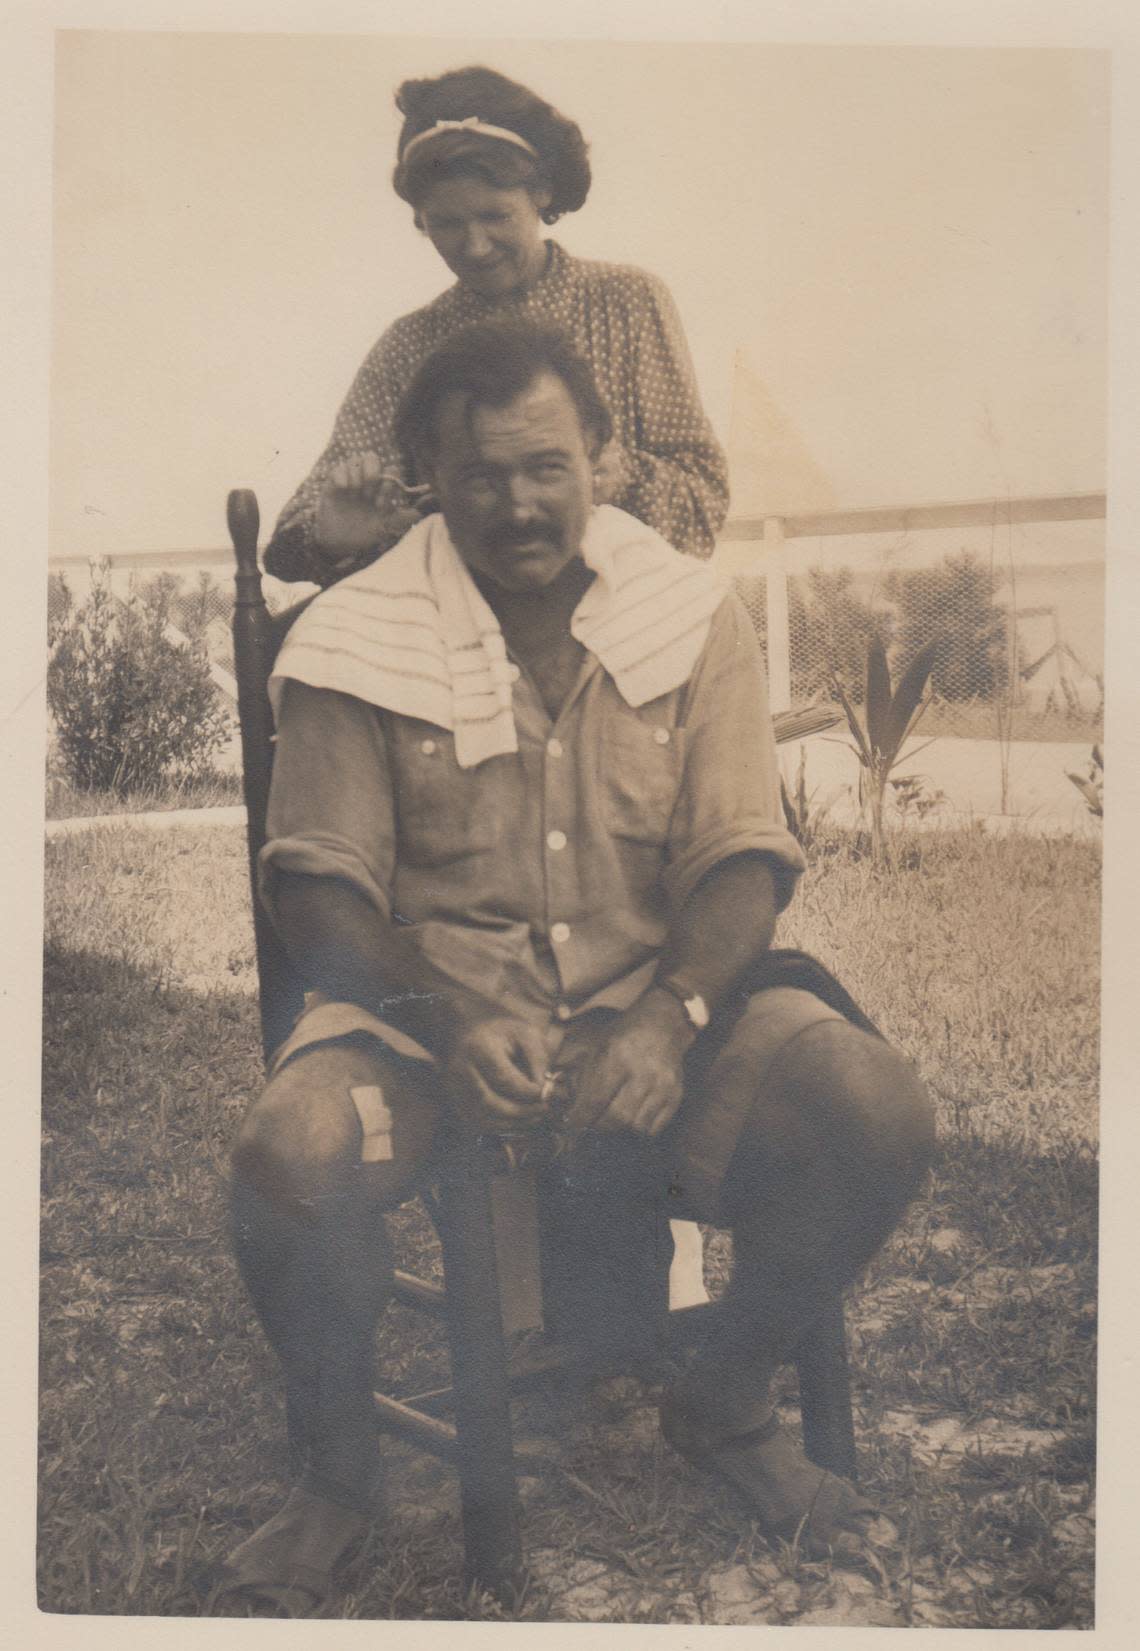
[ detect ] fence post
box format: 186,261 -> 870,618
764,516 -> 792,714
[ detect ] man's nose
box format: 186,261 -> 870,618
505,473 -> 541,515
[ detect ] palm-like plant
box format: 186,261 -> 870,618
1066,743 -> 1103,819
828,637 -> 939,860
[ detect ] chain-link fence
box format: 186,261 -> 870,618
720,498 -> 1104,743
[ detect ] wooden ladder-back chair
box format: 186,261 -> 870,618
228,488 -> 856,1598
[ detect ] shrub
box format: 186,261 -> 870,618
1066,744 -> 1103,819
886,551 -> 1011,700
790,567 -> 891,702
47,564 -> 230,796
174,569 -> 229,635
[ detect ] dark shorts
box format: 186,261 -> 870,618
265,963 -> 871,1222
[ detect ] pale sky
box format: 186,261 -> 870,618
51,33 -> 1108,557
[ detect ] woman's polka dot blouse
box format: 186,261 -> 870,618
265,242 -> 729,582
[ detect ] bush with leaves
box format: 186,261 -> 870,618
1067,744 -> 1103,819
47,564 -> 230,796
885,551 -> 1010,701
791,567 -> 891,703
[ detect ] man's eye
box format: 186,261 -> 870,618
533,463 -> 567,480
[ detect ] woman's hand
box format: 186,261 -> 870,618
314,452 -> 427,574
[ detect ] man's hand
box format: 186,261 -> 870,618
443,1012 -> 550,1132
564,988 -> 696,1138
314,452 -> 426,574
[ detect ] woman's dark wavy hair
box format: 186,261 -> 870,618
394,322 -> 613,475
391,65 -> 591,225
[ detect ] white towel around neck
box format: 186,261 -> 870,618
269,506 -> 727,767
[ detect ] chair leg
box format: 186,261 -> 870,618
792,1294 -> 857,1482
435,1142 -> 523,1600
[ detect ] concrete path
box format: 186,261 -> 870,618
778,734 -> 1101,838
45,804 -> 248,839
44,737 -> 1102,841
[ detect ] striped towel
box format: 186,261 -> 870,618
270,506 -> 727,767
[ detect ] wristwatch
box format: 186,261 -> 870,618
655,974 -> 711,1032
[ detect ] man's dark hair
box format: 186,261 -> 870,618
394,322 -> 614,474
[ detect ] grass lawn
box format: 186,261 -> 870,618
39,822 -> 1098,1625
44,768 -> 244,822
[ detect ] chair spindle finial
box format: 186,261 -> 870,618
228,489 -> 261,579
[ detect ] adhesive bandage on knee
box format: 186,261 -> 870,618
350,1085 -> 394,1163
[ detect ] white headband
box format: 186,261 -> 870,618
402,117 -> 540,164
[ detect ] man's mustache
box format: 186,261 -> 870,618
495,522 -> 561,547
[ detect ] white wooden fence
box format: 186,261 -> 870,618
712,492 -> 1106,713
50,489 -> 1106,718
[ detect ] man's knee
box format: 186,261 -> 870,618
768,1018 -> 936,1191
232,1039 -> 439,1216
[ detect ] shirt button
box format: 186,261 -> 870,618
555,1003 -> 573,1022
546,829 -> 567,852
547,738 -> 563,758
420,738 -> 436,755
653,727 -> 671,746
550,922 -> 571,944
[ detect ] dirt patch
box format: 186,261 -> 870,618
877,1409 -> 1066,1466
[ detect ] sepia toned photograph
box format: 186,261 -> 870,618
37,24 -> 1105,1629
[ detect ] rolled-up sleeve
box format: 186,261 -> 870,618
663,596 -> 806,912
259,681 -> 397,926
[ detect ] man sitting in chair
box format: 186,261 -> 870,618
220,320 -> 935,1614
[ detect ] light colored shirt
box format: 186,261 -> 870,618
265,243 -> 729,580
261,591 -> 806,1029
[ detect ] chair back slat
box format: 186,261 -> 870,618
228,489 -> 307,1063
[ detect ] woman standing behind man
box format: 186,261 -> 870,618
264,66 -> 727,1314
265,64 -> 729,584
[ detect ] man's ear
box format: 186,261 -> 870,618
414,447 -> 439,495
590,437 -> 625,506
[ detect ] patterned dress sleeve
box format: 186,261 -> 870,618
263,317 -> 428,583
612,271 -> 730,558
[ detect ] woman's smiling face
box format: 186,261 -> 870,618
418,176 -> 551,299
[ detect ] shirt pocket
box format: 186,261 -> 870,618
599,717 -> 686,845
391,724 -> 515,866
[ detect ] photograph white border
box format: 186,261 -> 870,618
4,2 -> 1137,1645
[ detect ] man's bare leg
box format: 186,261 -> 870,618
663,1019 -> 935,1553
220,1039 -> 439,1613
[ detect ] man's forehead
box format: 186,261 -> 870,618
437,373 -> 585,456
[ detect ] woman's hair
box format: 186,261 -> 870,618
392,66 -> 591,224
394,321 -> 613,474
